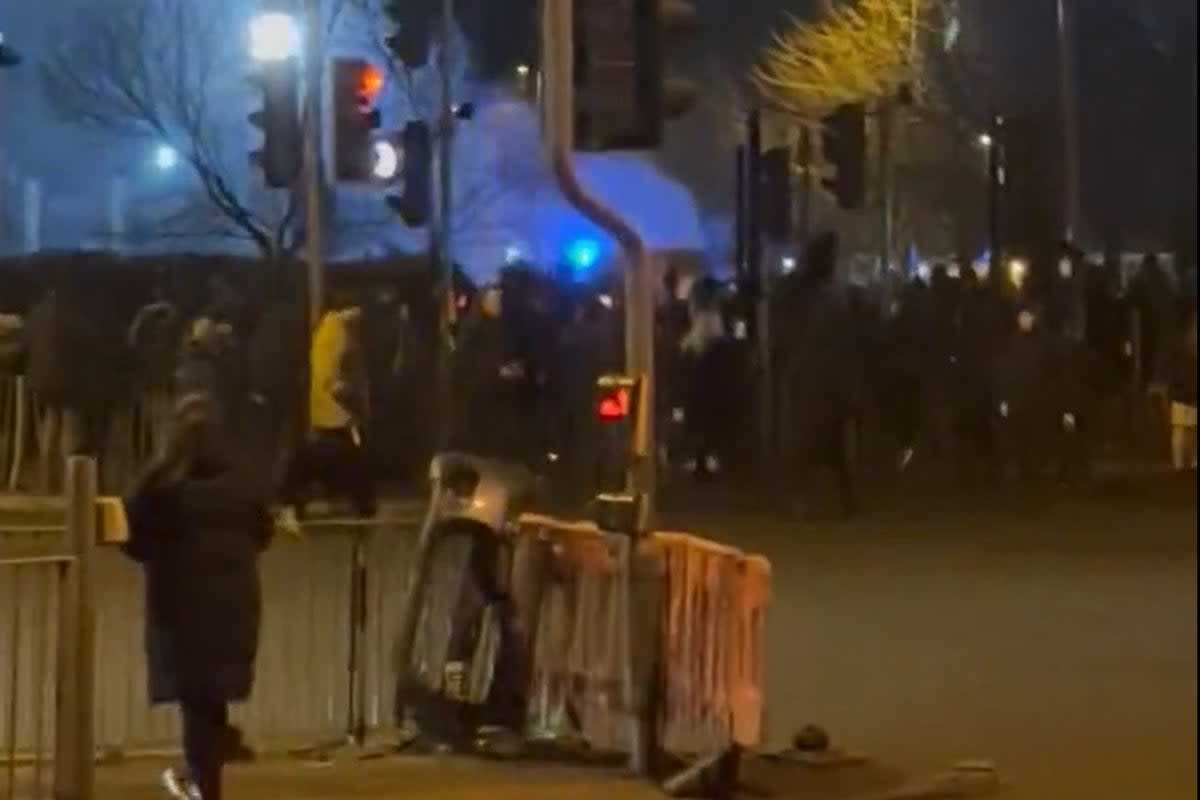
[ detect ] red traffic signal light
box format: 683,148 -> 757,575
356,63 -> 385,105
331,57 -> 384,183
597,387 -> 632,421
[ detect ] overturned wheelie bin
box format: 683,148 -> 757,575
391,411 -> 770,796
392,451 -> 537,751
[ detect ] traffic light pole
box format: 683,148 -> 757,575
434,0 -> 456,451
541,0 -> 657,775
303,0 -> 325,326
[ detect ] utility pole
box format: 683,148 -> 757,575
541,0 -> 656,773
303,0 -> 325,327
877,100 -> 894,275
1055,0 -> 1081,242
797,125 -> 813,256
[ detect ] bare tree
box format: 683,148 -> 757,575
40,0 -> 303,257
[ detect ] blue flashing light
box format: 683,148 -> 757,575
565,238 -> 601,278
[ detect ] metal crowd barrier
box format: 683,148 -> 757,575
0,457 -> 97,800
1,375 -> 170,496
512,514 -> 771,757
88,509 -> 423,756
4,476 -> 768,788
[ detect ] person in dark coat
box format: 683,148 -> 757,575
994,306 -> 1052,479
453,285 -> 524,460
25,284 -> 124,490
123,393 -> 272,800
785,232 -> 860,516
175,318 -> 241,429
1166,310 -> 1197,471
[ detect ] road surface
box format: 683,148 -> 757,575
667,476 -> 1197,799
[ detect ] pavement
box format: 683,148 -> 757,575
69,752 -> 986,799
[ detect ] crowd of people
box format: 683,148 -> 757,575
1,235 -> 1196,517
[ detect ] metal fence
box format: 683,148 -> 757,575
1,375 -> 168,496
4,459 -> 770,796
87,510 -> 423,756
0,457 -> 96,800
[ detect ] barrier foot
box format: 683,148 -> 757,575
660,745 -> 741,799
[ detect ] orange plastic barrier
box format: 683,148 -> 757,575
513,514 -> 770,754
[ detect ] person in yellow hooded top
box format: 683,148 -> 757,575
278,299 -> 376,527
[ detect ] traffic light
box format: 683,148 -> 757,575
593,373 -> 646,491
331,57 -> 385,183
382,20 -> 431,69
760,146 -> 792,241
385,121 -> 432,228
592,373 -> 647,533
820,104 -> 866,209
572,0 -> 699,151
247,49 -> 301,188
1001,114 -> 1060,264
381,0 -> 433,69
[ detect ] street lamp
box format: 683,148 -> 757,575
154,144 -> 180,171
977,132 -> 993,149
248,12 -> 301,62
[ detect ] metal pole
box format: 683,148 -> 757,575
877,101 -> 893,277
23,177 -> 41,254
986,115 -> 1001,273
541,0 -> 655,773
1055,0 -> 1080,242
303,0 -> 325,327
434,0 -> 456,452
109,177 -> 126,254
55,456 -> 96,800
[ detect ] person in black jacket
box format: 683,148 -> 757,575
25,284 -> 124,490
123,393 -> 272,800
1167,310 -> 1197,471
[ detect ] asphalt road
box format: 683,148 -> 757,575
662,476 -> 1198,799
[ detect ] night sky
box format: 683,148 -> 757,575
2,0 -> 1196,255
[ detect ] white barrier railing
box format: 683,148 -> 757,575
0,457 -> 97,800
4,484 -> 770,783
1,375 -> 171,496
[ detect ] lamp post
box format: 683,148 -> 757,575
248,5 -> 322,324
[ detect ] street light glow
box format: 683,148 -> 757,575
154,144 -> 179,171
978,133 -> 994,148
248,12 -> 301,62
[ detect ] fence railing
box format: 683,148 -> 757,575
0,457 -> 96,800
3,467 -> 770,790
2,375 -> 169,496
512,515 -> 770,755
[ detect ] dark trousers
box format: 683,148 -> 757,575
281,427 -> 376,517
181,699 -> 228,800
